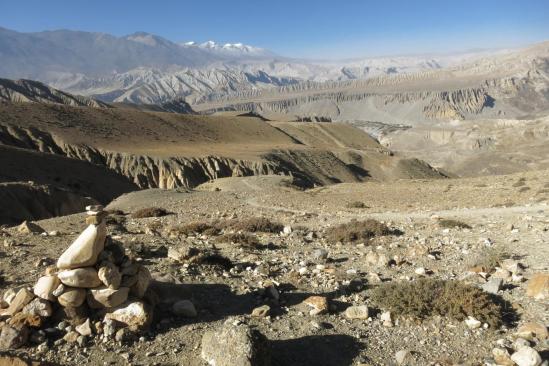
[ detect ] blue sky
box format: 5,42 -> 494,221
1,0 -> 548,58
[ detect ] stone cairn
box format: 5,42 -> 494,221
0,205 -> 153,350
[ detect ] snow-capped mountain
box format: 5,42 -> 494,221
180,40 -> 272,57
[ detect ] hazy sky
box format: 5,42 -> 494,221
1,0 -> 548,58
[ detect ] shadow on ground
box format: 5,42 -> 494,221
271,334 -> 362,366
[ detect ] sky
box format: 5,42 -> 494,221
1,0 -> 548,59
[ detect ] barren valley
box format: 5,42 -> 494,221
0,26 -> 548,366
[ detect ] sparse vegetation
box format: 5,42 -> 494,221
216,232 -> 259,248
131,207 -> 169,219
225,217 -> 283,233
346,201 -> 369,209
326,219 -> 391,243
438,219 -> 472,229
168,221 -> 220,236
370,279 -> 505,327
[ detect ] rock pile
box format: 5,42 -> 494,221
0,205 -> 153,351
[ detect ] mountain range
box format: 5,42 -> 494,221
0,27 -> 514,105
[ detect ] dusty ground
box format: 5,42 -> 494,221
1,171 -> 548,365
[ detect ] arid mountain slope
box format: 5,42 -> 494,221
0,102 -> 443,192
379,115 -> 549,176
193,42 -> 549,124
0,78 -> 108,107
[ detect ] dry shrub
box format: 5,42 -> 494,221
169,222 -> 220,236
438,219 -> 471,229
346,201 -> 369,209
326,219 -> 391,243
216,232 -> 259,248
370,279 -> 504,327
131,207 -> 169,219
225,217 -> 283,233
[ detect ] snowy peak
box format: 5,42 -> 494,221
181,40 -> 271,56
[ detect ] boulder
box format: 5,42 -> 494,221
57,287 -> 86,308
75,318 -> 92,336
172,300 -> 197,317
87,287 -> 129,308
515,322 -> 548,341
201,321 -> 270,366
33,275 -> 60,301
58,267 -> 101,288
492,347 -> 515,366
0,288 -> 34,317
251,305 -> 270,318
482,277 -> 503,295
0,324 -> 29,350
526,273 -> 549,300
97,262 -> 121,289
302,295 -> 329,316
344,305 -> 369,320
510,346 -> 542,366
104,301 -> 152,331
130,265 -> 151,298
57,222 -> 106,269
21,298 -> 52,318
17,221 -> 44,235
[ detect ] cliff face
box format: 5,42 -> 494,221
0,122 -> 445,193
0,124 -> 298,189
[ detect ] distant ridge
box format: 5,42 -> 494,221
0,78 -> 108,107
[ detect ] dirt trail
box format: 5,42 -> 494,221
246,195 -> 548,221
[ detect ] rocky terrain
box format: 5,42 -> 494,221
0,171 -> 547,365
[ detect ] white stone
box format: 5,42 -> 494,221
98,262 -> 122,289
57,222 -> 106,269
0,288 -> 34,316
395,350 -> 412,365
105,301 -> 152,331
33,275 -> 60,302
22,298 -> 52,317
465,316 -> 482,329
88,287 -> 129,308
75,318 -> 92,336
511,346 -> 542,366
57,287 -> 86,307
58,267 -> 101,288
